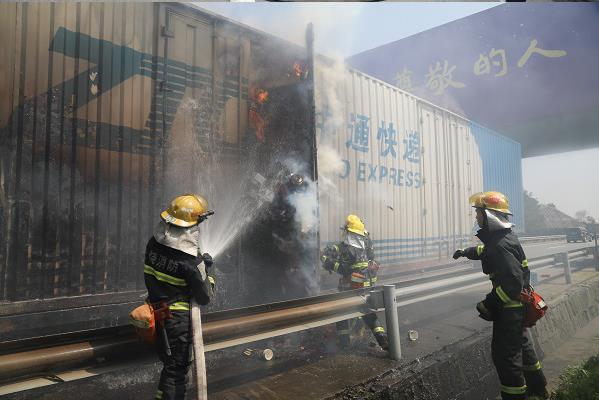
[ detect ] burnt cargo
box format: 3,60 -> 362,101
0,2 -> 318,343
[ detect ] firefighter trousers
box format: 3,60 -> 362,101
492,307 -> 547,400
336,313 -> 386,347
155,311 -> 193,400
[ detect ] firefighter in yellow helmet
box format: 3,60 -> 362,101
320,214 -> 389,351
145,194 -> 216,400
453,192 -> 548,400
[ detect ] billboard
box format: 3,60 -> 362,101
347,4 -> 599,157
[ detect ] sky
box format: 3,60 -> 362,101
523,148 -> 599,220
195,3 -> 499,58
195,2 -> 599,221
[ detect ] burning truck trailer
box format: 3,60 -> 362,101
0,2 -> 318,347
200,51 -> 319,309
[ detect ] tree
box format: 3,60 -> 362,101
523,190 -> 545,234
575,210 -> 588,222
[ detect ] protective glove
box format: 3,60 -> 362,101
207,275 -> 216,287
476,300 -> 494,321
321,245 -> 339,273
202,253 -> 213,268
452,249 -> 465,260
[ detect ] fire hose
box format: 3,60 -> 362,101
191,298 -> 207,400
192,212 -> 213,400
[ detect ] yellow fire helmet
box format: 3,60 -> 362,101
345,214 -> 366,236
469,191 -> 512,215
161,194 -> 209,227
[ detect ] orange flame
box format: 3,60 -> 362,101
256,89 -> 268,104
250,86 -> 269,104
249,85 -> 269,141
293,62 -> 302,78
249,109 -> 267,142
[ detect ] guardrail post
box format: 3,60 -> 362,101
383,285 -> 401,360
530,270 -> 539,286
594,234 -> 599,272
562,252 -> 572,284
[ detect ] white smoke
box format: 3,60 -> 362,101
317,144 -> 345,196
194,3 -> 367,58
282,158 -> 319,234
287,178 -> 318,234
314,55 -> 347,206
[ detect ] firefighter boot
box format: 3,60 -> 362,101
363,314 -> 388,351
374,332 -> 389,351
336,320 -> 352,349
525,375 -> 548,399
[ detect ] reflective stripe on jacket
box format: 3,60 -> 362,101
463,228 -> 529,310
144,236 -> 213,307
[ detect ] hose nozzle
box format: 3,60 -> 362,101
198,210 -> 215,223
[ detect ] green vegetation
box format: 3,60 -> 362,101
550,355 -> 599,400
523,190 -> 545,234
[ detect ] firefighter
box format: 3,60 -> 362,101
321,214 -> 389,351
144,194 -> 216,400
453,192 -> 548,400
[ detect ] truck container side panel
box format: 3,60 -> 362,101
413,97 -> 424,250
421,103 -> 433,255
386,84 -> 397,243
414,103 -> 433,259
1,1 -> 314,314
432,108 -> 444,253
429,109 -> 441,257
459,118 -> 475,245
450,116 -> 460,250
316,64 -> 485,266
470,122 -> 524,232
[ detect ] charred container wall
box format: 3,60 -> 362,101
315,62 -> 522,271
0,2 -> 317,343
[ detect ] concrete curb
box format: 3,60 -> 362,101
328,328 -> 498,400
532,277 -> 599,355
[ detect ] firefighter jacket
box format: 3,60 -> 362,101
463,228 -> 529,311
144,236 -> 214,310
321,234 -> 378,287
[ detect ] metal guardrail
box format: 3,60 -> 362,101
520,235 -> 566,243
528,246 -> 596,285
1,243 -> 598,384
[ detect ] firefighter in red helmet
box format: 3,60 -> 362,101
453,192 -> 548,400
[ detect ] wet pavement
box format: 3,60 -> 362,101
206,290 -> 486,399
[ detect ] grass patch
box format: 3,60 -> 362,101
551,355 -> 599,400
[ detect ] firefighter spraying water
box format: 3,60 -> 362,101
131,194 -> 216,400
